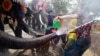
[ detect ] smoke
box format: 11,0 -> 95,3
56,0 -> 100,35
81,0 -> 100,14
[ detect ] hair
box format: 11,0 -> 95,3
47,10 -> 53,13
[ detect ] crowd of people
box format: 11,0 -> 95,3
0,0 -> 92,56
21,0 -> 92,55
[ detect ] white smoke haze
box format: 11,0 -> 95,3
56,0 -> 100,35
82,0 -> 100,13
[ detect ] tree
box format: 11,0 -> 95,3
51,0 -> 68,15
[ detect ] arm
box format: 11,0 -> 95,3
58,14 -> 78,19
54,14 -> 78,35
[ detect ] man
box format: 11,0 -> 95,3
47,10 -> 56,27
54,5 -> 92,56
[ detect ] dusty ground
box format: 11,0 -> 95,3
4,25 -> 100,56
83,30 -> 100,56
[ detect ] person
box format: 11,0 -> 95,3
47,10 -> 56,27
54,5 -> 92,56
36,0 -> 47,13
64,18 -> 77,49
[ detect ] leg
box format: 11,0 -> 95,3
0,19 -> 4,31
61,34 -> 67,48
21,22 -> 29,34
9,24 -> 14,31
14,25 -> 22,38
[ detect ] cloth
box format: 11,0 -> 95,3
64,37 -> 90,56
